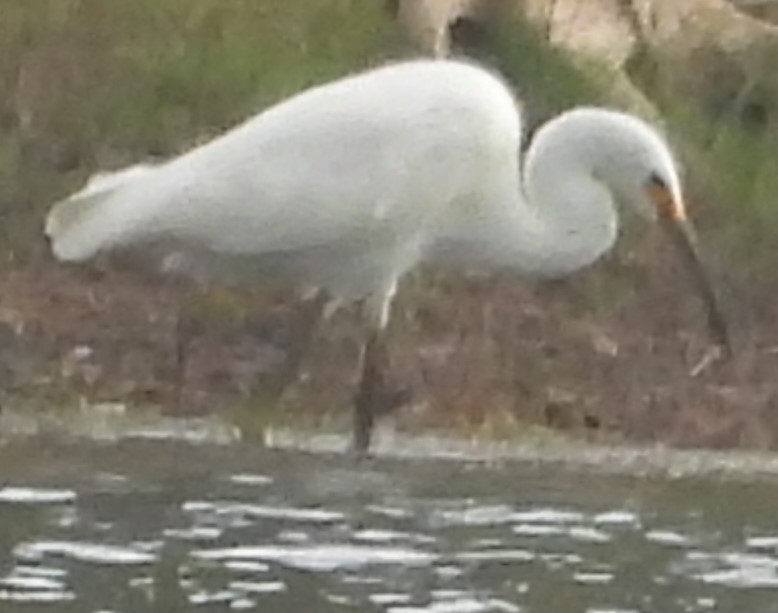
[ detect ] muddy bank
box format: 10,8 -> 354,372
1,251 -> 776,451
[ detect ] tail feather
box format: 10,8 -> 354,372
45,164 -> 154,262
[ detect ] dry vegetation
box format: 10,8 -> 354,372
0,0 -> 776,449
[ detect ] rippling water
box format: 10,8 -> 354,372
1,436 -> 778,612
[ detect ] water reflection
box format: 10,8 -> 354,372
0,438 -> 777,611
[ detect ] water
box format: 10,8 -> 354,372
1,434 -> 778,612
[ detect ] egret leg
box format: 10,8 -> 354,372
352,329 -> 412,454
352,283 -> 409,454
264,290 -> 328,399
172,298 -> 196,411
353,329 -> 388,453
174,288 -> 327,409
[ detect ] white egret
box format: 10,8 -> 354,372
45,59 -> 729,453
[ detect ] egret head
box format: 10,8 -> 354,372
576,110 -> 683,222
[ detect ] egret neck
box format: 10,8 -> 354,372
461,139 -> 618,279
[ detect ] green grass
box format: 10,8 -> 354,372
644,108 -> 777,298
0,0 -> 401,256
473,15 -> 610,126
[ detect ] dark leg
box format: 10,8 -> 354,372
353,330 -> 385,454
352,329 -> 410,455
172,299 -> 196,411
264,290 -> 328,399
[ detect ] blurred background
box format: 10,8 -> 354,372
0,0 -> 776,449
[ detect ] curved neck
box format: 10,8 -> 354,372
465,118 -> 620,278
521,128 -> 619,276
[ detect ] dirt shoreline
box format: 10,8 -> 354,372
1,255 -> 776,453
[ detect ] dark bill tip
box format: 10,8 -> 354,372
660,215 -> 732,359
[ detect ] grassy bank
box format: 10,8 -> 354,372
0,0 -> 399,256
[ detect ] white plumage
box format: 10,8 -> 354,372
45,59 -> 727,453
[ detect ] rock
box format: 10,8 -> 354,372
390,0 -> 656,115
625,0 -> 778,126
389,0 -> 499,57
730,0 -> 778,25
389,0 -> 778,127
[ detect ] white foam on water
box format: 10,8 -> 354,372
433,505 -> 516,527
694,552 -> 778,589
192,544 -> 437,572
14,565 -> 67,578
353,529 -> 408,543
573,571 -> 614,585
241,504 -> 346,524
188,589 -> 237,605
567,526 -> 612,544
228,474 -> 273,486
276,530 -> 310,543
0,575 -> 66,591
184,501 -> 346,523
593,511 -> 640,526
229,580 -> 287,594
512,524 -> 564,537
353,529 -> 435,545
370,592 -> 414,605
230,598 -> 257,610
0,589 -> 76,603
435,565 -> 465,579
541,552 -> 584,568
387,596 -> 522,613
325,593 -> 355,605
234,504 -> 346,523
163,527 -> 223,541
702,568 -> 778,589
14,541 -> 156,565
510,509 -> 585,524
224,561 -> 271,573
0,487 -> 76,504
746,536 -> 778,550
432,589 -> 469,599
367,504 -> 413,519
182,501 -> 215,513
455,549 -> 534,563
645,530 -> 693,547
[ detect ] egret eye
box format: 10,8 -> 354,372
647,172 -> 668,190
645,172 -> 683,220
